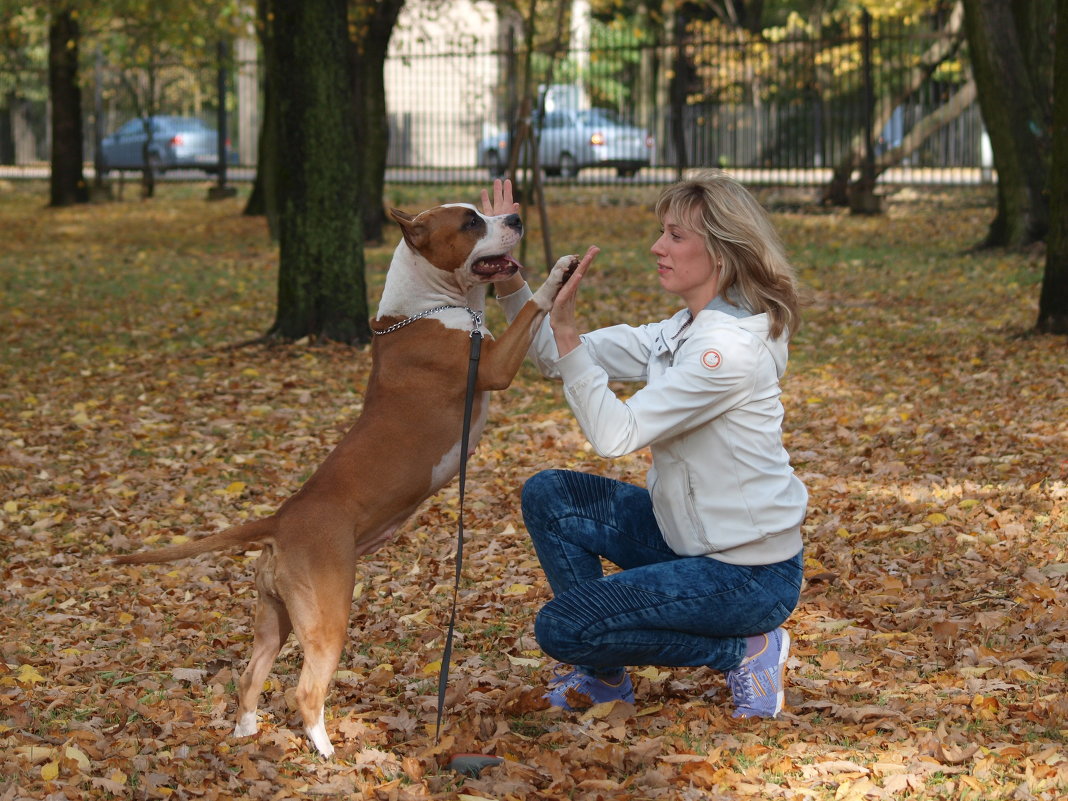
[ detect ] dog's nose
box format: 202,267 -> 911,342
505,213 -> 523,234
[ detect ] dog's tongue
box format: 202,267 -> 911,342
473,254 -> 521,276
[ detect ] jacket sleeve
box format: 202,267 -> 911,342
496,282 -> 660,380
556,329 -> 762,458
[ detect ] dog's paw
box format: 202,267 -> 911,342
234,711 -> 259,738
532,255 -> 581,309
553,254 -> 581,285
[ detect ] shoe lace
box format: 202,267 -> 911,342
727,663 -> 755,709
546,664 -> 580,688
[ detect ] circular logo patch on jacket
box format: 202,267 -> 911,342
701,349 -> 722,370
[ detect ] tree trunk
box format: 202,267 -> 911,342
961,0 -> 1051,247
822,2 -> 966,207
351,0 -> 405,246
1036,0 -> 1067,334
48,9 -> 88,207
267,0 -> 369,344
872,79 -> 977,172
830,77 -> 979,207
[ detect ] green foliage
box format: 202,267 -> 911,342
0,2 -> 47,99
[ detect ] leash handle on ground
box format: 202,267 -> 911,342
435,329 -> 482,739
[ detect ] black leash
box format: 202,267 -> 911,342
434,320 -> 483,739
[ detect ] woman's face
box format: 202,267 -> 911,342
651,211 -> 719,311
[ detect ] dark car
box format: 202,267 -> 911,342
98,116 -> 233,175
478,107 -> 654,179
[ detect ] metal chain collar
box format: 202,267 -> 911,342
371,305 -> 484,336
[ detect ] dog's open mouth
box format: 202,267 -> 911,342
472,254 -> 521,276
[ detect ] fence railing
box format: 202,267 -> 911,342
0,12 -> 990,187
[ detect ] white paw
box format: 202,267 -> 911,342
532,255 -> 579,309
306,713 -> 335,758
234,711 -> 259,738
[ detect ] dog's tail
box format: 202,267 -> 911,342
111,518 -> 275,566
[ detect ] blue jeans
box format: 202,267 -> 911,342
522,469 -> 803,675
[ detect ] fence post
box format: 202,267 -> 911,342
671,9 -> 687,179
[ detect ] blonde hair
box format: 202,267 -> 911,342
654,169 -> 801,339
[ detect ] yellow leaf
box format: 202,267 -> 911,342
242,368 -> 260,377
581,700 -> 626,719
506,654 -> 542,668
17,664 -> 45,685
3,500 -> 17,513
41,761 -> 60,781
959,499 -> 980,508
15,745 -> 54,763
64,746 -> 90,771
423,660 -> 442,675
117,612 -> 135,625
635,666 -> 672,681
399,608 -> 430,625
925,513 -> 948,525
223,481 -> 246,497
110,769 -> 128,786
504,583 -> 531,595
170,534 -> 189,545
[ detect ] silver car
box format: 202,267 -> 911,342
478,108 -> 654,179
98,116 -> 230,175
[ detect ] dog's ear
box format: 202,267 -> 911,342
389,208 -> 425,250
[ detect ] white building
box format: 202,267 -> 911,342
385,0 -> 522,167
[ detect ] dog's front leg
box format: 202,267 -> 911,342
476,255 -> 579,390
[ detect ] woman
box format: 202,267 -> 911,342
486,170 -> 806,718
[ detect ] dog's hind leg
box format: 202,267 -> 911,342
234,592 -> 292,738
286,549 -> 357,758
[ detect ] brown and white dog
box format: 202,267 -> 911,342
114,202 -> 577,757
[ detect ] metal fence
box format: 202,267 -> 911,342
0,11 -> 989,187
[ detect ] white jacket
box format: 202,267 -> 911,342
499,285 -> 806,565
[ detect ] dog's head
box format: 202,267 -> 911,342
389,204 -> 523,285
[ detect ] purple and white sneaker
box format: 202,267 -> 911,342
726,628 -> 791,719
544,666 -> 635,710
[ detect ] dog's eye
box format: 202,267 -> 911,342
462,215 -> 480,230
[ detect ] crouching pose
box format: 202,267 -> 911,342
494,170 -> 807,717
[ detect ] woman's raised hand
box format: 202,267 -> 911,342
480,178 -> 520,217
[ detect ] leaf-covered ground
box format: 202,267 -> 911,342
1,180 -> 1065,800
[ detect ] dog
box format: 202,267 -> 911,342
114,201 -> 578,757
